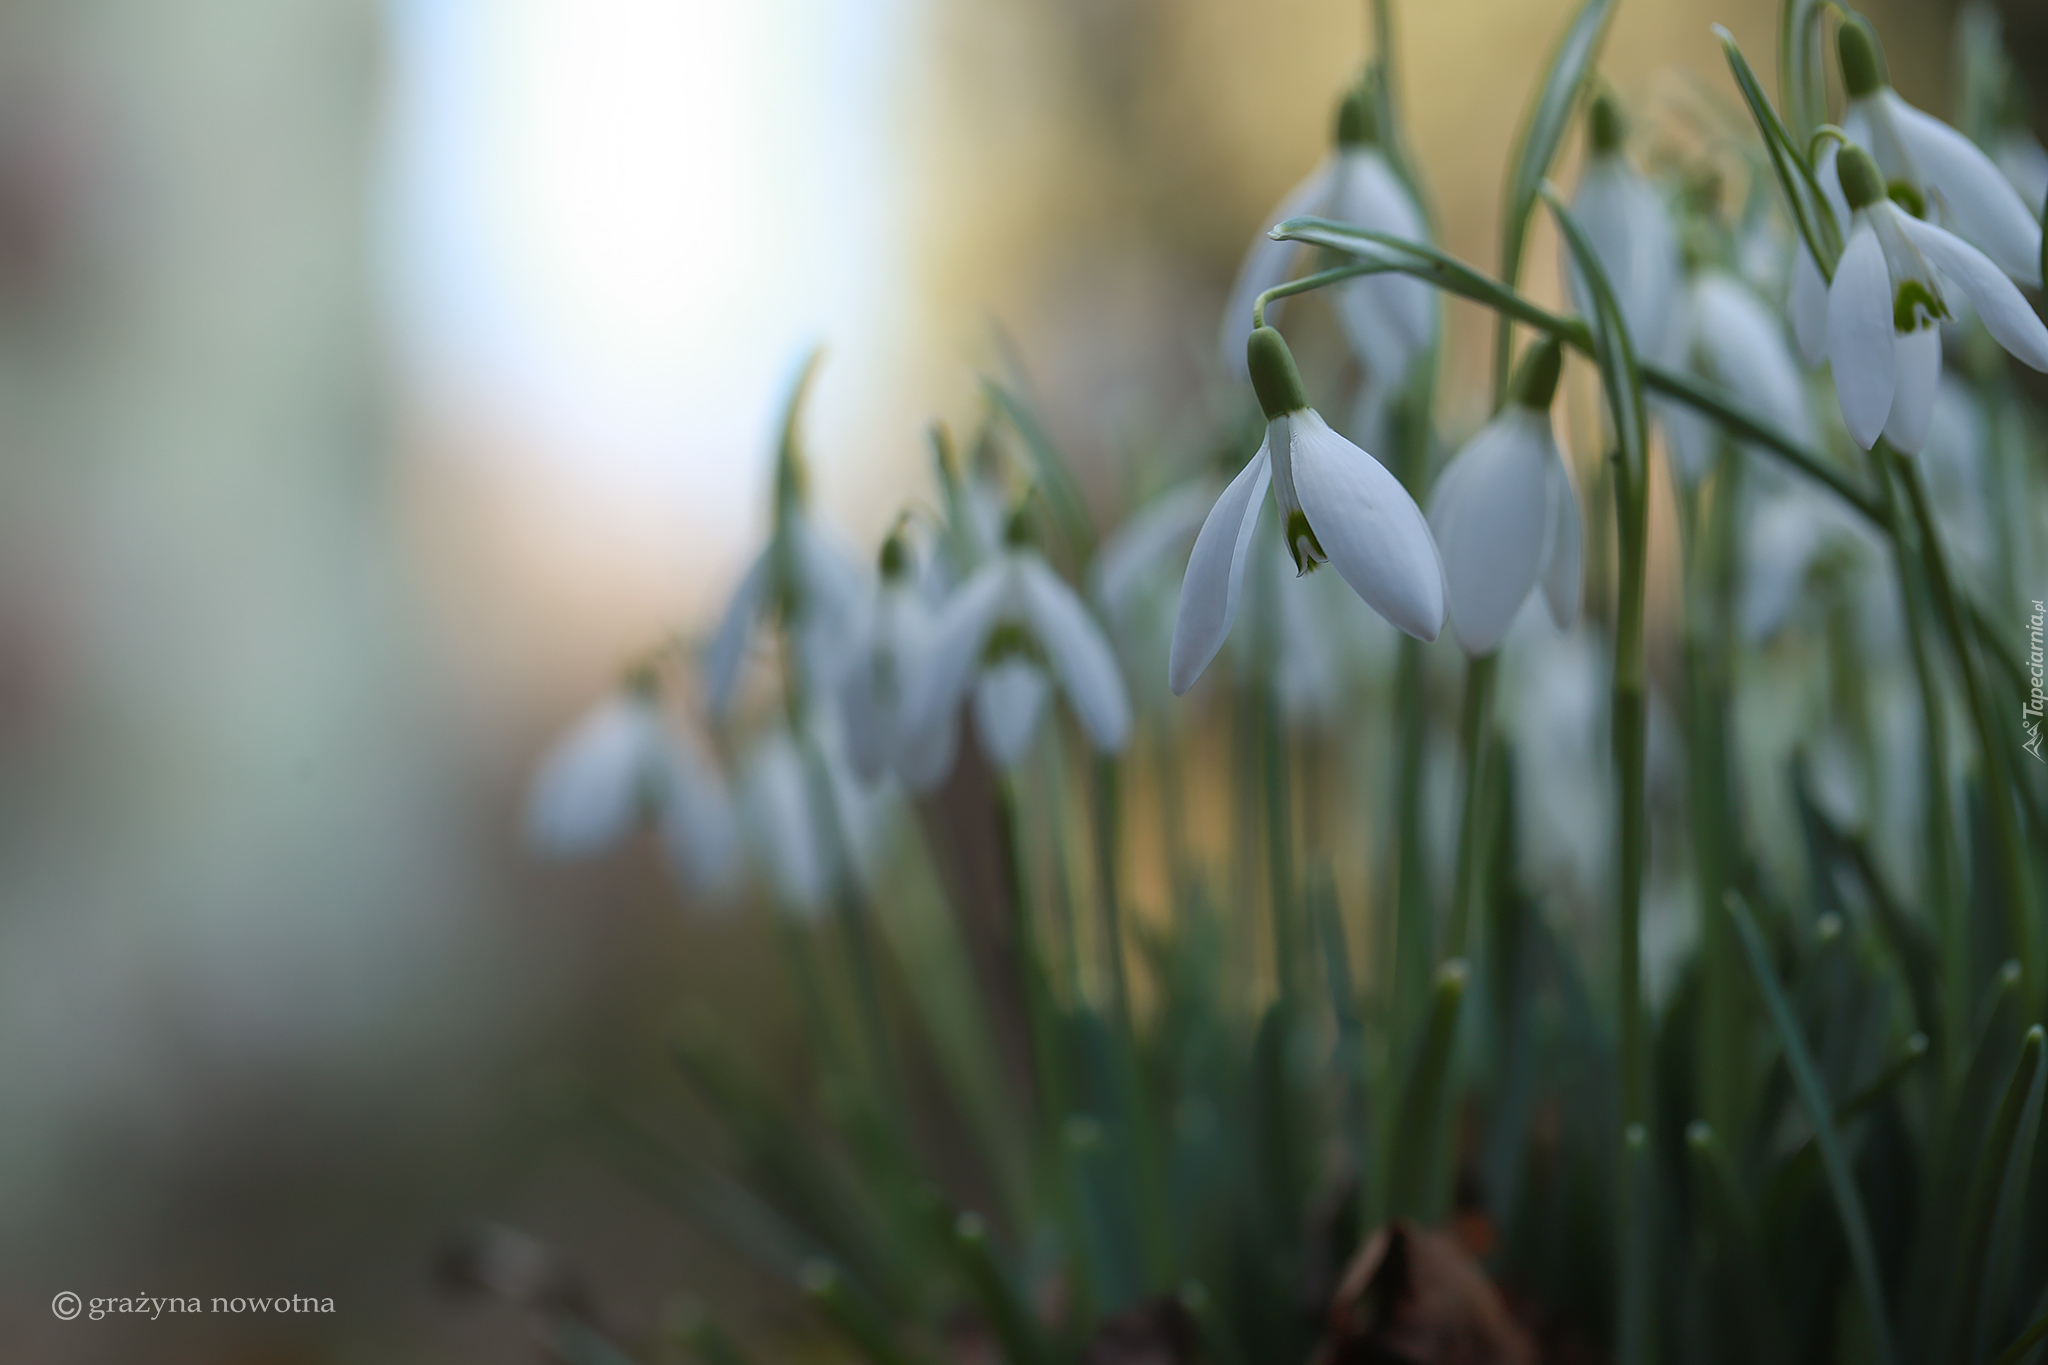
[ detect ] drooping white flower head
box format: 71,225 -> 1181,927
524,685 -> 742,898
1219,84 -> 1436,404
1170,327 -> 1444,694
837,530 -> 958,790
1660,269 -> 1815,483
901,516 -> 1131,773
1822,144 -> 2048,452
1836,20 -> 2043,286
704,356 -> 870,717
1426,339 -> 1581,657
1566,94 -> 1680,356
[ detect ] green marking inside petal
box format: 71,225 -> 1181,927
1893,279 -> 1948,333
1284,511 -> 1327,577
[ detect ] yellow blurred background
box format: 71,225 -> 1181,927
0,0 -> 1996,1359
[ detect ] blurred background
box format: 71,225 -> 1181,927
0,0 -> 2020,1359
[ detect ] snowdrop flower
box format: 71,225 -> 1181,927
1660,269 -> 1815,482
902,514 -> 1131,772
1820,144 -> 2048,452
1426,339 -> 1580,656
837,531 -> 957,790
705,363 -> 869,716
525,684 -> 742,898
1219,85 -> 1435,405
1566,94 -> 1679,354
1092,479 -> 1219,622
1837,20 -> 2043,286
1170,327 -> 1444,694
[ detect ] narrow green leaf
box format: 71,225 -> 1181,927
1495,0 -> 1616,394
1543,186 -> 1646,481
1947,1026 -> 2046,1364
1686,1121 -> 1790,1365
981,378 -> 1096,562
1385,958 -> 1469,1221
801,1260 -> 922,1365
1993,1300 -> 2048,1365
1714,25 -> 1840,275
950,1211 -> 1051,1365
1728,893 -> 1899,1365
1778,0 -> 1829,144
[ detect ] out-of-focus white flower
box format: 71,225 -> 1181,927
1219,86 -> 1435,408
1566,94 -> 1679,355
1426,339 -> 1580,657
1737,476 -> 1884,644
1091,479 -> 1219,621
705,510 -> 868,717
903,526 -> 1131,772
1660,269 -> 1815,482
524,687 -> 741,898
737,731 -> 830,916
1171,327 -> 1443,694
838,532 -> 957,790
1837,20 -> 2043,286
1994,130 -> 2048,215
1820,145 -> 2048,452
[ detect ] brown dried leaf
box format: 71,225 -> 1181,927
1313,1219 -> 1535,1365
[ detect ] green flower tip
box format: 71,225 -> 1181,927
1837,145 -> 1885,211
1624,1121 -> 1647,1148
954,1211 -> 987,1242
1335,82 -> 1379,148
878,531 -> 909,579
1247,326 -> 1310,420
798,1260 -> 837,1296
1510,337 -> 1564,410
1436,957 -> 1470,989
1837,19 -> 1887,100
1002,502 -> 1037,549
1588,91 -> 1626,155
1685,1120 -> 1714,1149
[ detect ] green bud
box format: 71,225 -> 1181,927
1002,503 -> 1036,549
1509,337 -> 1564,410
1837,20 -> 1887,100
1335,83 -> 1378,148
1246,326 -> 1310,420
1836,145 -> 1885,211
877,531 -> 909,579
1588,92 -> 1627,155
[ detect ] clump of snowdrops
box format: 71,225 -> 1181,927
498,3 -> 2048,1362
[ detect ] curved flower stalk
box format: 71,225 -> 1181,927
1836,20 -> 2043,286
1660,268 -> 1815,483
1817,145 -> 2048,452
1220,84 -> 1435,406
524,683 -> 742,899
705,359 -> 870,718
1565,94 -> 1679,357
902,515 -> 1131,773
1426,338 -> 1581,656
1171,327 -> 1444,695
837,530 -> 957,790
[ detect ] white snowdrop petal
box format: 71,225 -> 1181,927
973,660 -> 1050,769
1790,247 -> 1831,367
902,561 -> 1013,742
525,696 -> 663,857
1692,272 -> 1814,444
1901,217 -> 2048,371
1814,138 -> 1850,236
1426,411 -> 1552,656
1993,132 -> 2048,214
1168,444 -> 1273,694
895,700 -> 960,793
1290,410 -> 1445,642
1092,480 -> 1219,617
743,735 -> 829,917
1880,325 -> 1942,455
1568,155 -> 1677,351
1219,159 -> 1333,377
836,646 -> 891,784
704,552 -> 768,717
790,516 -> 870,695
1328,149 -> 1437,366
658,739 -> 743,901
1826,224 -> 1897,450
1541,453 -> 1584,631
1017,557 -> 1132,752
1889,93 -> 2044,286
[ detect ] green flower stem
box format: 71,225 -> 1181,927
1446,652 -> 1499,960
1865,448 -> 1971,1076
994,776 -> 1068,1132
1260,685 -> 1300,1007
1893,448 -> 2041,1020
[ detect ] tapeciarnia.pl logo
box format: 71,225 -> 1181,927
2026,599 -> 2045,762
